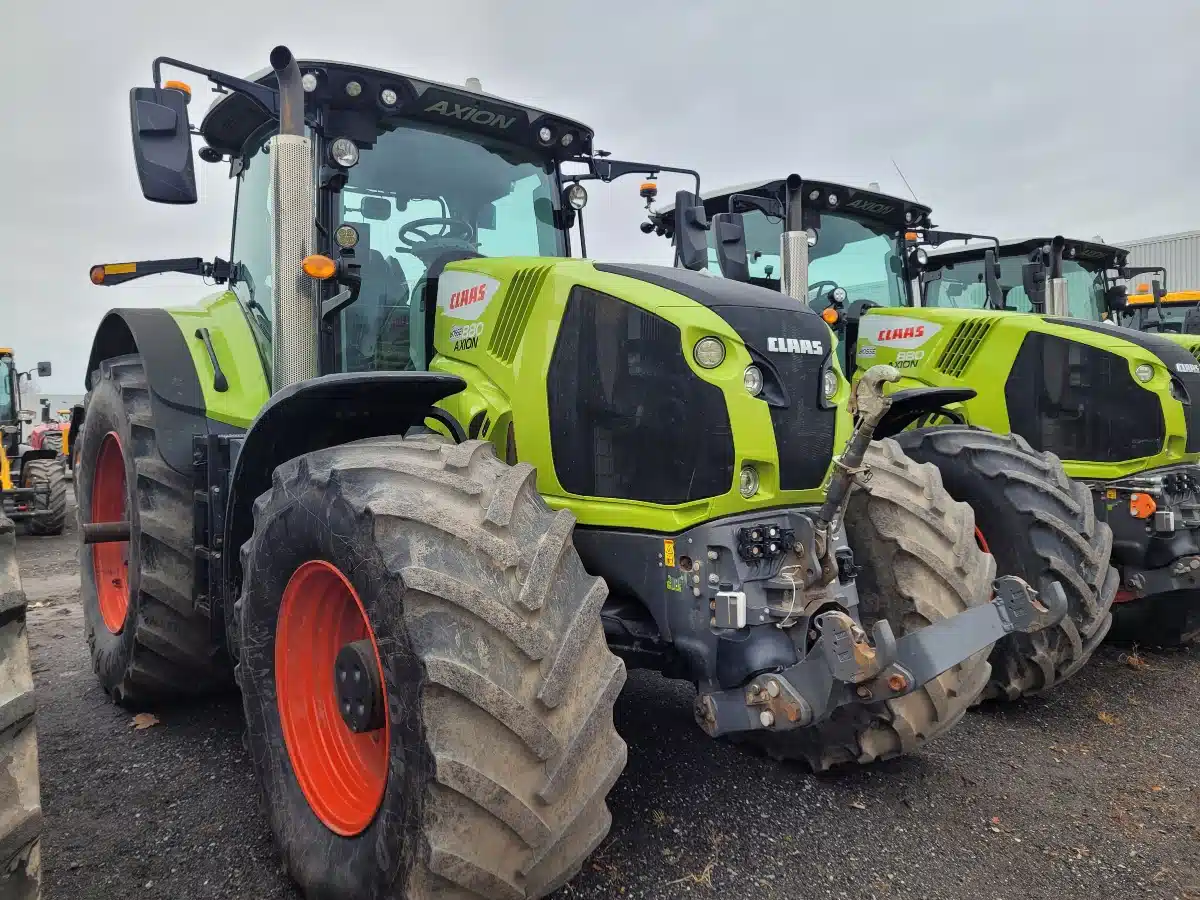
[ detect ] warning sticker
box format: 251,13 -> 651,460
663,539 -> 676,568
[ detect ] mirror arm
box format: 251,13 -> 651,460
152,56 -> 279,119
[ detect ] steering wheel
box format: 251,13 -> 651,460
397,218 -> 475,250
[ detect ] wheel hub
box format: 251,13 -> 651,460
335,639 -> 385,733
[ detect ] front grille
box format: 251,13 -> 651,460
547,286 -> 734,504
1005,333 -> 1165,462
711,305 -> 837,490
937,319 -> 995,378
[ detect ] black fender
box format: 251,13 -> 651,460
874,387 -> 976,440
221,371 -> 466,603
84,309 -> 211,477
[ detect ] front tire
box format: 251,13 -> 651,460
76,354 -> 227,706
736,439 -> 997,771
239,436 -> 628,899
895,426 -> 1116,701
0,515 -> 41,900
22,458 -> 66,537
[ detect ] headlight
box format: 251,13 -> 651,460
805,227 -> 819,247
831,287 -> 847,303
916,248 -> 928,265
1135,363 -> 1154,383
330,137 -> 359,168
566,183 -> 588,210
344,80 -> 363,97
744,365 -> 764,397
334,225 -> 360,249
693,337 -> 726,369
822,369 -> 839,400
301,72 -> 319,93
380,88 -> 399,106
538,126 -> 553,144
739,465 -> 759,498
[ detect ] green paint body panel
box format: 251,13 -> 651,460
165,291 -> 270,428
430,258 -> 852,532
851,307 -> 1197,479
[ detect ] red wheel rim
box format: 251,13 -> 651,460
91,432 -> 130,634
974,527 -> 990,554
276,560 -> 389,836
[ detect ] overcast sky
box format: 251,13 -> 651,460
4,0 -> 1197,395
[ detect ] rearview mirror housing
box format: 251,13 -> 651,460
711,212 -> 749,282
129,86 -> 197,204
36,361 -> 52,378
1105,285 -> 1128,312
673,190 -> 710,272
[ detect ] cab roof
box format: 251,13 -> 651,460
655,177 -> 933,230
199,59 -> 594,160
924,236 -> 1127,268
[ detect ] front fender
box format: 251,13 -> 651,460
221,371 -> 466,599
874,387 -> 977,439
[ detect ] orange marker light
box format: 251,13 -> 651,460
164,80 -> 192,101
904,231 -> 919,241
302,255 -> 337,280
89,266 -> 105,285
821,307 -> 840,325
1137,283 -> 1150,293
1129,493 -> 1157,520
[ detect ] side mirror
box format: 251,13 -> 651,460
983,248 -> 1004,310
359,196 -> 392,221
711,212 -> 750,282
18,411 -> 34,424
673,190 -> 710,272
1105,285 -> 1128,312
36,361 -> 52,378
1022,261 -> 1046,313
129,85 -> 197,204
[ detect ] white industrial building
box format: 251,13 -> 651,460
1116,230 -> 1200,291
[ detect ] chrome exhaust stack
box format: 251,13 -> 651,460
267,45 -> 319,392
779,174 -> 809,303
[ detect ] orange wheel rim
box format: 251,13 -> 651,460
91,432 -> 130,634
276,560 -> 389,836
974,526 -> 990,554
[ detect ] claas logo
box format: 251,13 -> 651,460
448,284 -> 489,310
878,325 -> 925,342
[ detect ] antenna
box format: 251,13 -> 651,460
891,157 -> 919,202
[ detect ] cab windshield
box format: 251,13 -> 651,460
706,208 -> 908,311
924,254 -> 1108,320
336,122 -> 565,372
0,358 -> 13,426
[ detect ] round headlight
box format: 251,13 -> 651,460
334,225 -> 360,249
561,132 -> 574,147
380,88 -> 398,106
827,193 -> 839,208
805,227 -> 819,247
1135,363 -> 1155,383
345,80 -> 363,97
330,137 -> 359,168
822,369 -> 839,400
566,183 -> 588,210
538,126 -> 553,144
905,211 -> 913,223
301,72 -> 319,93
739,465 -> 760,498
808,189 -> 821,202
831,287 -> 847,304
744,365 -> 764,397
694,337 -> 726,369
916,247 -> 929,265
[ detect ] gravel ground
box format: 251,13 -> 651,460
21,497 -> 1200,900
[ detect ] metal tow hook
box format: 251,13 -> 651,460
993,576 -> 1067,633
809,364 -> 900,585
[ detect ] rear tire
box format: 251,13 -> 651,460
77,354 -> 228,706
22,458 -> 66,537
895,426 -> 1116,701
239,436 -> 628,899
736,439 -> 997,771
0,515 -> 41,900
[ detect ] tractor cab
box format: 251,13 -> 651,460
917,236 -> 1135,324
646,176 -> 931,370
1119,290 -> 1200,335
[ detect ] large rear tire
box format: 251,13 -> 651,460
22,459 -> 66,537
238,436 -> 628,899
736,439 -> 997,771
76,354 -> 228,706
895,426 -> 1116,701
0,514 -> 41,900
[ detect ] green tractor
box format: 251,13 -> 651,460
648,179 -> 1120,696
77,49 -> 1061,899
912,235 -> 1200,645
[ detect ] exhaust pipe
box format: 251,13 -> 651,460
267,45 -> 319,391
780,174 -> 809,303
1046,235 -> 1069,318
